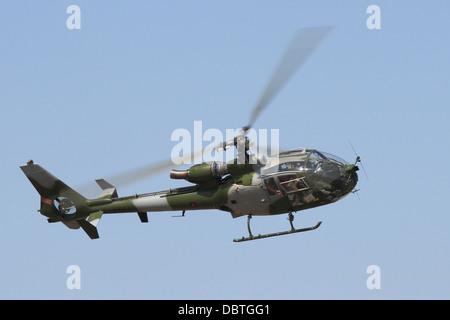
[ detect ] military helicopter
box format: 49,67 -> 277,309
21,27 -> 361,242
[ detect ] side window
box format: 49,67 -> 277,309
264,177 -> 280,196
279,175 -> 309,194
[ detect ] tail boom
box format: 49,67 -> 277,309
21,161 -> 224,239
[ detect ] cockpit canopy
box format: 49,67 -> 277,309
261,148 -> 348,176
260,148 -> 356,207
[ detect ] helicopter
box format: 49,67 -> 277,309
21,27 -> 361,242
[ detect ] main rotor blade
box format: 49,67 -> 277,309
103,159 -> 181,189
75,159 -> 174,197
76,149 -> 207,197
246,26 -> 333,130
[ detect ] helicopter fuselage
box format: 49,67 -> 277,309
21,147 -> 358,240
87,148 -> 359,219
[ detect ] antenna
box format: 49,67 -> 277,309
348,140 -> 369,180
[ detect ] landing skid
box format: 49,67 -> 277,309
233,213 -> 322,243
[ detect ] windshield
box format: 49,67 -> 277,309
318,151 -> 348,165
261,149 -> 349,175
309,150 -> 348,165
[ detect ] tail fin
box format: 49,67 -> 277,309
20,160 -> 86,203
21,160 -> 101,239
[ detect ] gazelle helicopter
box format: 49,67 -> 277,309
21,27 -> 362,242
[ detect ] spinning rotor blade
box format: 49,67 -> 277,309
103,148 -> 210,188
103,159 -> 181,189
245,26 -> 333,131
75,159 -> 174,196
203,28 -> 333,157
76,150 -> 207,196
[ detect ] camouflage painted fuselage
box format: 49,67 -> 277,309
94,148 -> 358,218
21,148 -> 358,239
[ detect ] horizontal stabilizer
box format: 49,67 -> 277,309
95,179 -> 118,198
78,219 -> 100,239
79,211 -> 103,239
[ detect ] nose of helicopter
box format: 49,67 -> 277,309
344,163 -> 359,189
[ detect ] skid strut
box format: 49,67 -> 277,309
233,213 -> 322,242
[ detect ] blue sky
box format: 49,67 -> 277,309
1,1 -> 449,299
